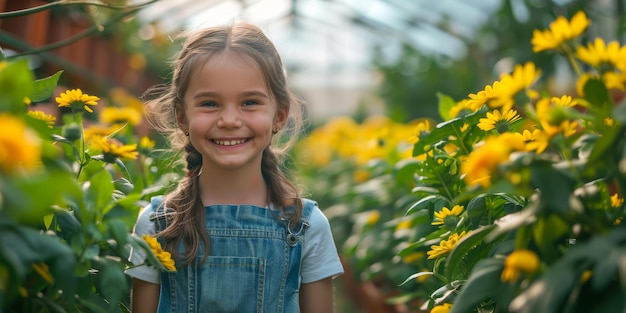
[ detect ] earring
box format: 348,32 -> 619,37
184,130 -> 189,136
272,127 -> 278,135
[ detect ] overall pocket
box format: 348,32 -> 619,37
197,256 -> 265,313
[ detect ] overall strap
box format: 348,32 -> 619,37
284,199 -> 315,246
147,195 -> 169,232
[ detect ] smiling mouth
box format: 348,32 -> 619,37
213,139 -> 248,146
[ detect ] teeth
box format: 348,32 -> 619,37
214,139 -> 246,146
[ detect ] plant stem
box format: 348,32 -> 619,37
562,43 -> 583,76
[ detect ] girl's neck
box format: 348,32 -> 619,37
197,167 -> 268,207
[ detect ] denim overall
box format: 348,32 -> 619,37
149,196 -> 314,313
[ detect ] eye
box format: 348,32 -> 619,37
199,101 -> 217,107
243,100 -> 260,106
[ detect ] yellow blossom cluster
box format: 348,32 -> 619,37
297,115 -> 427,168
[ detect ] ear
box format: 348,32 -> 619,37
274,105 -> 289,130
176,104 -> 188,131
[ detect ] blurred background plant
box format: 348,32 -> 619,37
295,7 -> 626,313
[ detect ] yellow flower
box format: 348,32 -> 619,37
611,193 -> 624,208
461,133 -> 525,188
24,97 -> 31,105
27,110 -> 56,127
603,71 -> 626,90
142,235 -> 176,272
531,11 -> 590,53
0,114 -> 41,174
551,95 -> 578,107
535,97 -> 580,138
402,252 -> 424,264
515,129 -> 550,154
501,249 -> 540,282
432,205 -> 464,226
468,62 -> 540,110
427,231 -> 470,259
477,108 -> 522,133
352,168 -> 370,183
576,38 -> 626,70
91,136 -> 139,162
448,99 -> 479,119
580,270 -> 592,283
366,210 -> 381,225
55,88 -> 100,113
99,106 -> 143,126
32,262 -> 54,284
467,84 -> 498,109
431,303 -> 452,313
83,124 -> 117,142
395,220 -> 412,231
407,119 -> 431,144
139,136 -> 156,149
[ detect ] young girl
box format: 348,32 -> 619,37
126,22 -> 344,313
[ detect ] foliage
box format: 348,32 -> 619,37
0,50 -> 178,312
296,9 -> 626,313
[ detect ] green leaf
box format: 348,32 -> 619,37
51,206 -> 82,240
2,171 -> 81,226
465,194 -> 487,227
583,78 -> 612,111
406,195 -> 449,215
530,161 -> 574,214
84,165 -> 115,217
532,214 -> 569,262
448,258 -> 504,313
30,70 -> 63,102
93,259 -> 128,311
107,219 -> 131,253
399,271 -> 434,286
445,225 -> 496,281
437,92 -> 457,121
0,58 -> 33,113
394,159 -> 420,185
113,177 -> 135,195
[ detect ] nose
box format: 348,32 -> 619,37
217,105 -> 242,128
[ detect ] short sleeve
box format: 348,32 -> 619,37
125,204 -> 161,284
300,205 -> 344,284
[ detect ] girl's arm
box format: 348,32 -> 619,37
131,278 -> 160,313
299,277 -> 335,313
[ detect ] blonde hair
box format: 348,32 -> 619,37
143,22 -> 305,265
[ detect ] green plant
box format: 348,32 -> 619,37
0,48 -> 176,312
296,9 -> 626,313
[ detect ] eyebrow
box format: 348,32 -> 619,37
192,90 -> 270,99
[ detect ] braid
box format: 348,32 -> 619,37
159,141 -> 210,265
184,143 -> 203,176
262,148 -> 303,226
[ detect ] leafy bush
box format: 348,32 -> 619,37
0,50 -> 176,313
296,10 -> 626,313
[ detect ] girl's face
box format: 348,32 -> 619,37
180,52 -> 287,173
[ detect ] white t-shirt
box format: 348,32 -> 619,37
126,202 -> 344,285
